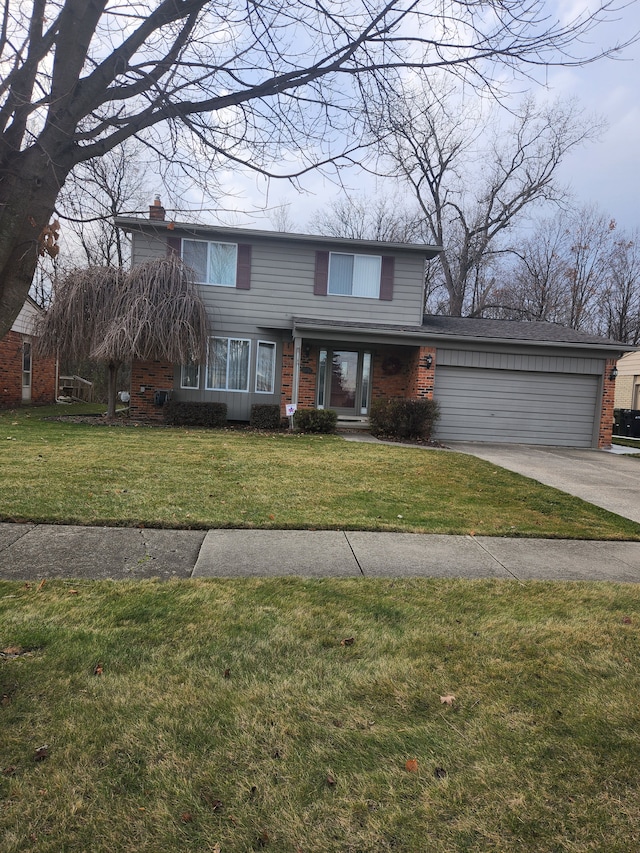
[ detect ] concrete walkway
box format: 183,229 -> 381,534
2,522 -> 640,583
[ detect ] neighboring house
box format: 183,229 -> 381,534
115,201 -> 633,448
0,297 -> 57,408
614,352 -> 640,410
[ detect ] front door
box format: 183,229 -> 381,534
318,349 -> 372,416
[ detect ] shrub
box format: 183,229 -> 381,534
250,404 -> 283,430
369,398 -> 440,440
163,400 -> 227,427
294,407 -> 337,434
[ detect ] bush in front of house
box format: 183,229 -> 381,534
294,407 -> 338,434
250,404 -> 283,430
369,398 -> 440,441
163,400 -> 228,427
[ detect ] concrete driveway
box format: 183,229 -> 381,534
448,443 -> 640,524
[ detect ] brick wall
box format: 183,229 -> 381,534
0,331 -> 56,408
407,346 -> 435,400
298,345 -> 318,408
599,358 -> 617,448
280,341 -> 294,417
371,345 -> 434,402
130,360 -> 175,420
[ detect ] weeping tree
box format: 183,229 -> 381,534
36,254 -> 208,417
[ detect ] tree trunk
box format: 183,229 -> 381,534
0,148 -> 74,338
106,361 -> 120,419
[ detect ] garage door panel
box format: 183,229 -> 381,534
433,367 -> 599,447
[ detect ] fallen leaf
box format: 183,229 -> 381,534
180,812 -> 193,823
326,774 -> 336,786
2,766 -> 16,776
440,694 -> 456,705
34,745 -> 49,762
1,646 -> 22,656
622,616 -> 632,624
340,637 -> 355,646
405,758 -> 419,773
223,668 -> 231,679
434,766 -> 447,779
68,589 -> 79,595
332,719 -> 343,728
257,829 -> 270,846
469,530 -> 476,537
93,663 -> 103,676
36,579 -> 46,592
23,582 -> 32,590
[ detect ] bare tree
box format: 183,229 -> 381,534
36,255 -> 207,417
0,0 -> 633,337
377,86 -> 600,315
601,233 -> 640,345
59,142 -> 150,268
309,194 -> 424,242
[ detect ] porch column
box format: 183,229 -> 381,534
291,336 -> 302,407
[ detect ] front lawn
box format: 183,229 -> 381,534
1,577 -> 639,852
1,405 -> 640,539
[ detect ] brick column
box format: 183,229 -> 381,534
130,360 -> 175,421
280,341 -> 294,417
0,331 -> 22,407
598,358 -> 617,448
407,346 -> 435,400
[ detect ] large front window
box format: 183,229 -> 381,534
182,239 -> 237,286
328,253 -> 382,298
206,337 -> 250,391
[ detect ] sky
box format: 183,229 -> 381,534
165,1 -> 640,236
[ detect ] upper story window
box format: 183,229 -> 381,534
182,239 -> 238,287
328,253 -> 382,299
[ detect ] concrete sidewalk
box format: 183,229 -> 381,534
2,522 -> 640,583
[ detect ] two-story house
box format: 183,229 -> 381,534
116,200 -> 631,448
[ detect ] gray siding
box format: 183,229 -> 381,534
434,366 -> 600,447
436,347 -> 604,375
172,328 -> 284,421
130,230 -> 427,328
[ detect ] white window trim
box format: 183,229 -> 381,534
182,238 -> 238,287
180,363 -> 200,390
205,336 -> 251,392
327,252 -> 382,299
255,340 -> 277,394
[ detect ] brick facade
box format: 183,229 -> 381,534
130,360 -> 175,421
0,331 -> 56,408
599,357 -> 617,448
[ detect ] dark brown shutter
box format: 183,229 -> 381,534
314,251 -> 329,295
166,234 -> 181,256
379,255 -> 395,301
236,243 -> 252,289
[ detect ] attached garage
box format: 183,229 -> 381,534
421,315 -> 631,449
434,365 -> 600,447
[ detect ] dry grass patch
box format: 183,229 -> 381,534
1,578 -> 640,851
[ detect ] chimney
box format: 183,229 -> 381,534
149,195 -> 166,221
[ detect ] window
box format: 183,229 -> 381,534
22,340 -> 32,388
180,363 -> 200,389
206,337 -> 250,391
328,253 -> 382,298
256,341 -> 276,393
182,239 -> 237,287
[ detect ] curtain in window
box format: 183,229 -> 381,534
209,243 -> 237,286
181,364 -> 199,388
182,240 -> 208,282
352,255 -> 381,298
207,338 -> 228,389
256,342 -> 275,393
328,253 -> 353,294
228,339 -> 250,390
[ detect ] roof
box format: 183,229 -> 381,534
114,216 -> 442,259
292,315 -> 635,353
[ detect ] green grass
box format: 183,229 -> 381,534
2,404 -> 640,539
1,577 -> 640,852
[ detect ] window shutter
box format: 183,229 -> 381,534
379,255 -> 395,301
236,243 -> 252,289
314,251 -> 329,295
166,234 -> 181,256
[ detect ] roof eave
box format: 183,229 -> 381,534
114,216 -> 442,258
